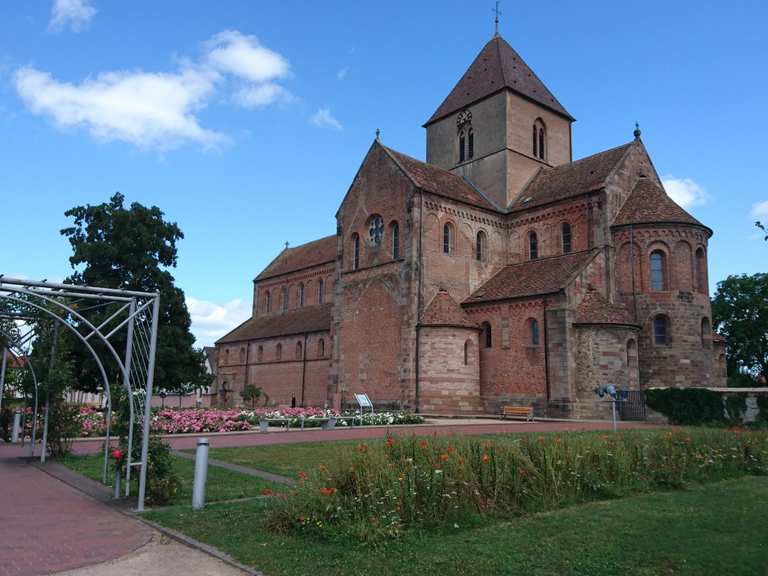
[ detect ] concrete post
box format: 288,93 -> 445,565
11,411 -> 21,443
192,437 -> 209,510
113,468 -> 122,499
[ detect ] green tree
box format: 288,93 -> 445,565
711,273 -> 768,384
60,193 -> 210,394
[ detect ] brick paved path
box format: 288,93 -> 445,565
71,418 -> 657,453
0,454 -> 152,576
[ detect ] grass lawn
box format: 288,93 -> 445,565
204,439 -> 367,477
144,476 -> 768,576
56,452 -> 283,505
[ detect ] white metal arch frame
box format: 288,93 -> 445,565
0,329 -> 41,455
0,276 -> 159,511
0,307 -> 114,472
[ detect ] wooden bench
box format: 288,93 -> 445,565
501,405 -> 534,421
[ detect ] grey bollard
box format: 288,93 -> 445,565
113,469 -> 122,499
192,437 -> 209,510
11,412 -> 21,443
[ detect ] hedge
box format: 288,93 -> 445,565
645,388 -> 767,426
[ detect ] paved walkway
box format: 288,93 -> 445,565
0,454 -> 153,576
71,418 -> 657,453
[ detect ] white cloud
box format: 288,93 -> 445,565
750,200 -> 768,221
337,67 -> 349,80
309,107 -> 342,131
206,30 -> 289,83
186,297 -> 251,347
234,82 -> 294,108
15,65 -> 223,149
662,176 -> 708,209
14,29 -> 295,149
49,0 -> 96,32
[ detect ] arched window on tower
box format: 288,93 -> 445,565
468,128 -> 474,159
475,230 -> 487,261
464,339 -> 472,365
264,290 -> 271,313
650,250 -> 667,291
443,223 -> 454,254
528,230 -> 538,260
351,234 -> 360,270
281,286 -> 289,311
296,341 -> 303,360
318,338 -> 325,357
391,221 -> 400,259
298,283 -> 305,307
695,248 -> 707,293
276,343 -> 282,360
561,222 -> 572,254
481,321 -> 492,348
653,315 -> 669,345
529,318 -> 540,346
533,118 -> 546,160
318,278 -> 325,304
257,345 -> 263,362
459,131 -> 466,163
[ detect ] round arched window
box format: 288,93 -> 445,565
368,215 -> 384,245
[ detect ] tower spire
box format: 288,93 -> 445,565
493,1 -> 502,37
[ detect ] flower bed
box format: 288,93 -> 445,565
266,428 -> 768,541
30,406 -> 425,437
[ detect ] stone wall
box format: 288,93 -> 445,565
418,326 -> 482,413
464,298 -> 548,413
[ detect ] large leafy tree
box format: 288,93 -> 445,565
61,193 -> 209,394
711,273 -> 768,384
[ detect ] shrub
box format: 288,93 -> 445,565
46,404 -> 82,458
645,388 -> 725,425
122,436 -> 180,505
266,430 -> 768,541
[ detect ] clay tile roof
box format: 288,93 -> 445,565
574,289 -> 637,326
511,142 -> 634,210
216,304 -> 333,344
255,235 -> 336,281
425,35 -> 573,126
421,290 -> 478,328
464,250 -> 598,304
613,178 -> 706,229
383,146 -> 498,211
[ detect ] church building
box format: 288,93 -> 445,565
215,33 -> 726,417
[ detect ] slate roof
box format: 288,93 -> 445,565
425,35 -> 573,126
464,250 -> 598,304
255,235 -> 336,281
510,142 -> 634,210
421,290 -> 478,328
613,178 -> 707,230
574,289 -> 637,326
216,304 -> 333,344
383,145 -> 498,210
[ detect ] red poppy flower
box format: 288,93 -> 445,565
110,449 -> 124,461
260,488 -> 274,496
319,486 -> 337,496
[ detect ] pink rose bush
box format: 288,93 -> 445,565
151,408 -> 253,434
12,405 -> 424,438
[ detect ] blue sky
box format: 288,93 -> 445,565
1,1 -> 766,346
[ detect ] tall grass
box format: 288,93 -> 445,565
267,429 -> 768,541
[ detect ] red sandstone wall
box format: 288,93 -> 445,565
334,144 -> 416,409
419,327 -> 482,413
464,299 -> 547,412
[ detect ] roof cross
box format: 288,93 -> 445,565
493,1 -> 502,37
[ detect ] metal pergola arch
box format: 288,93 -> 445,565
0,276 -> 160,511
